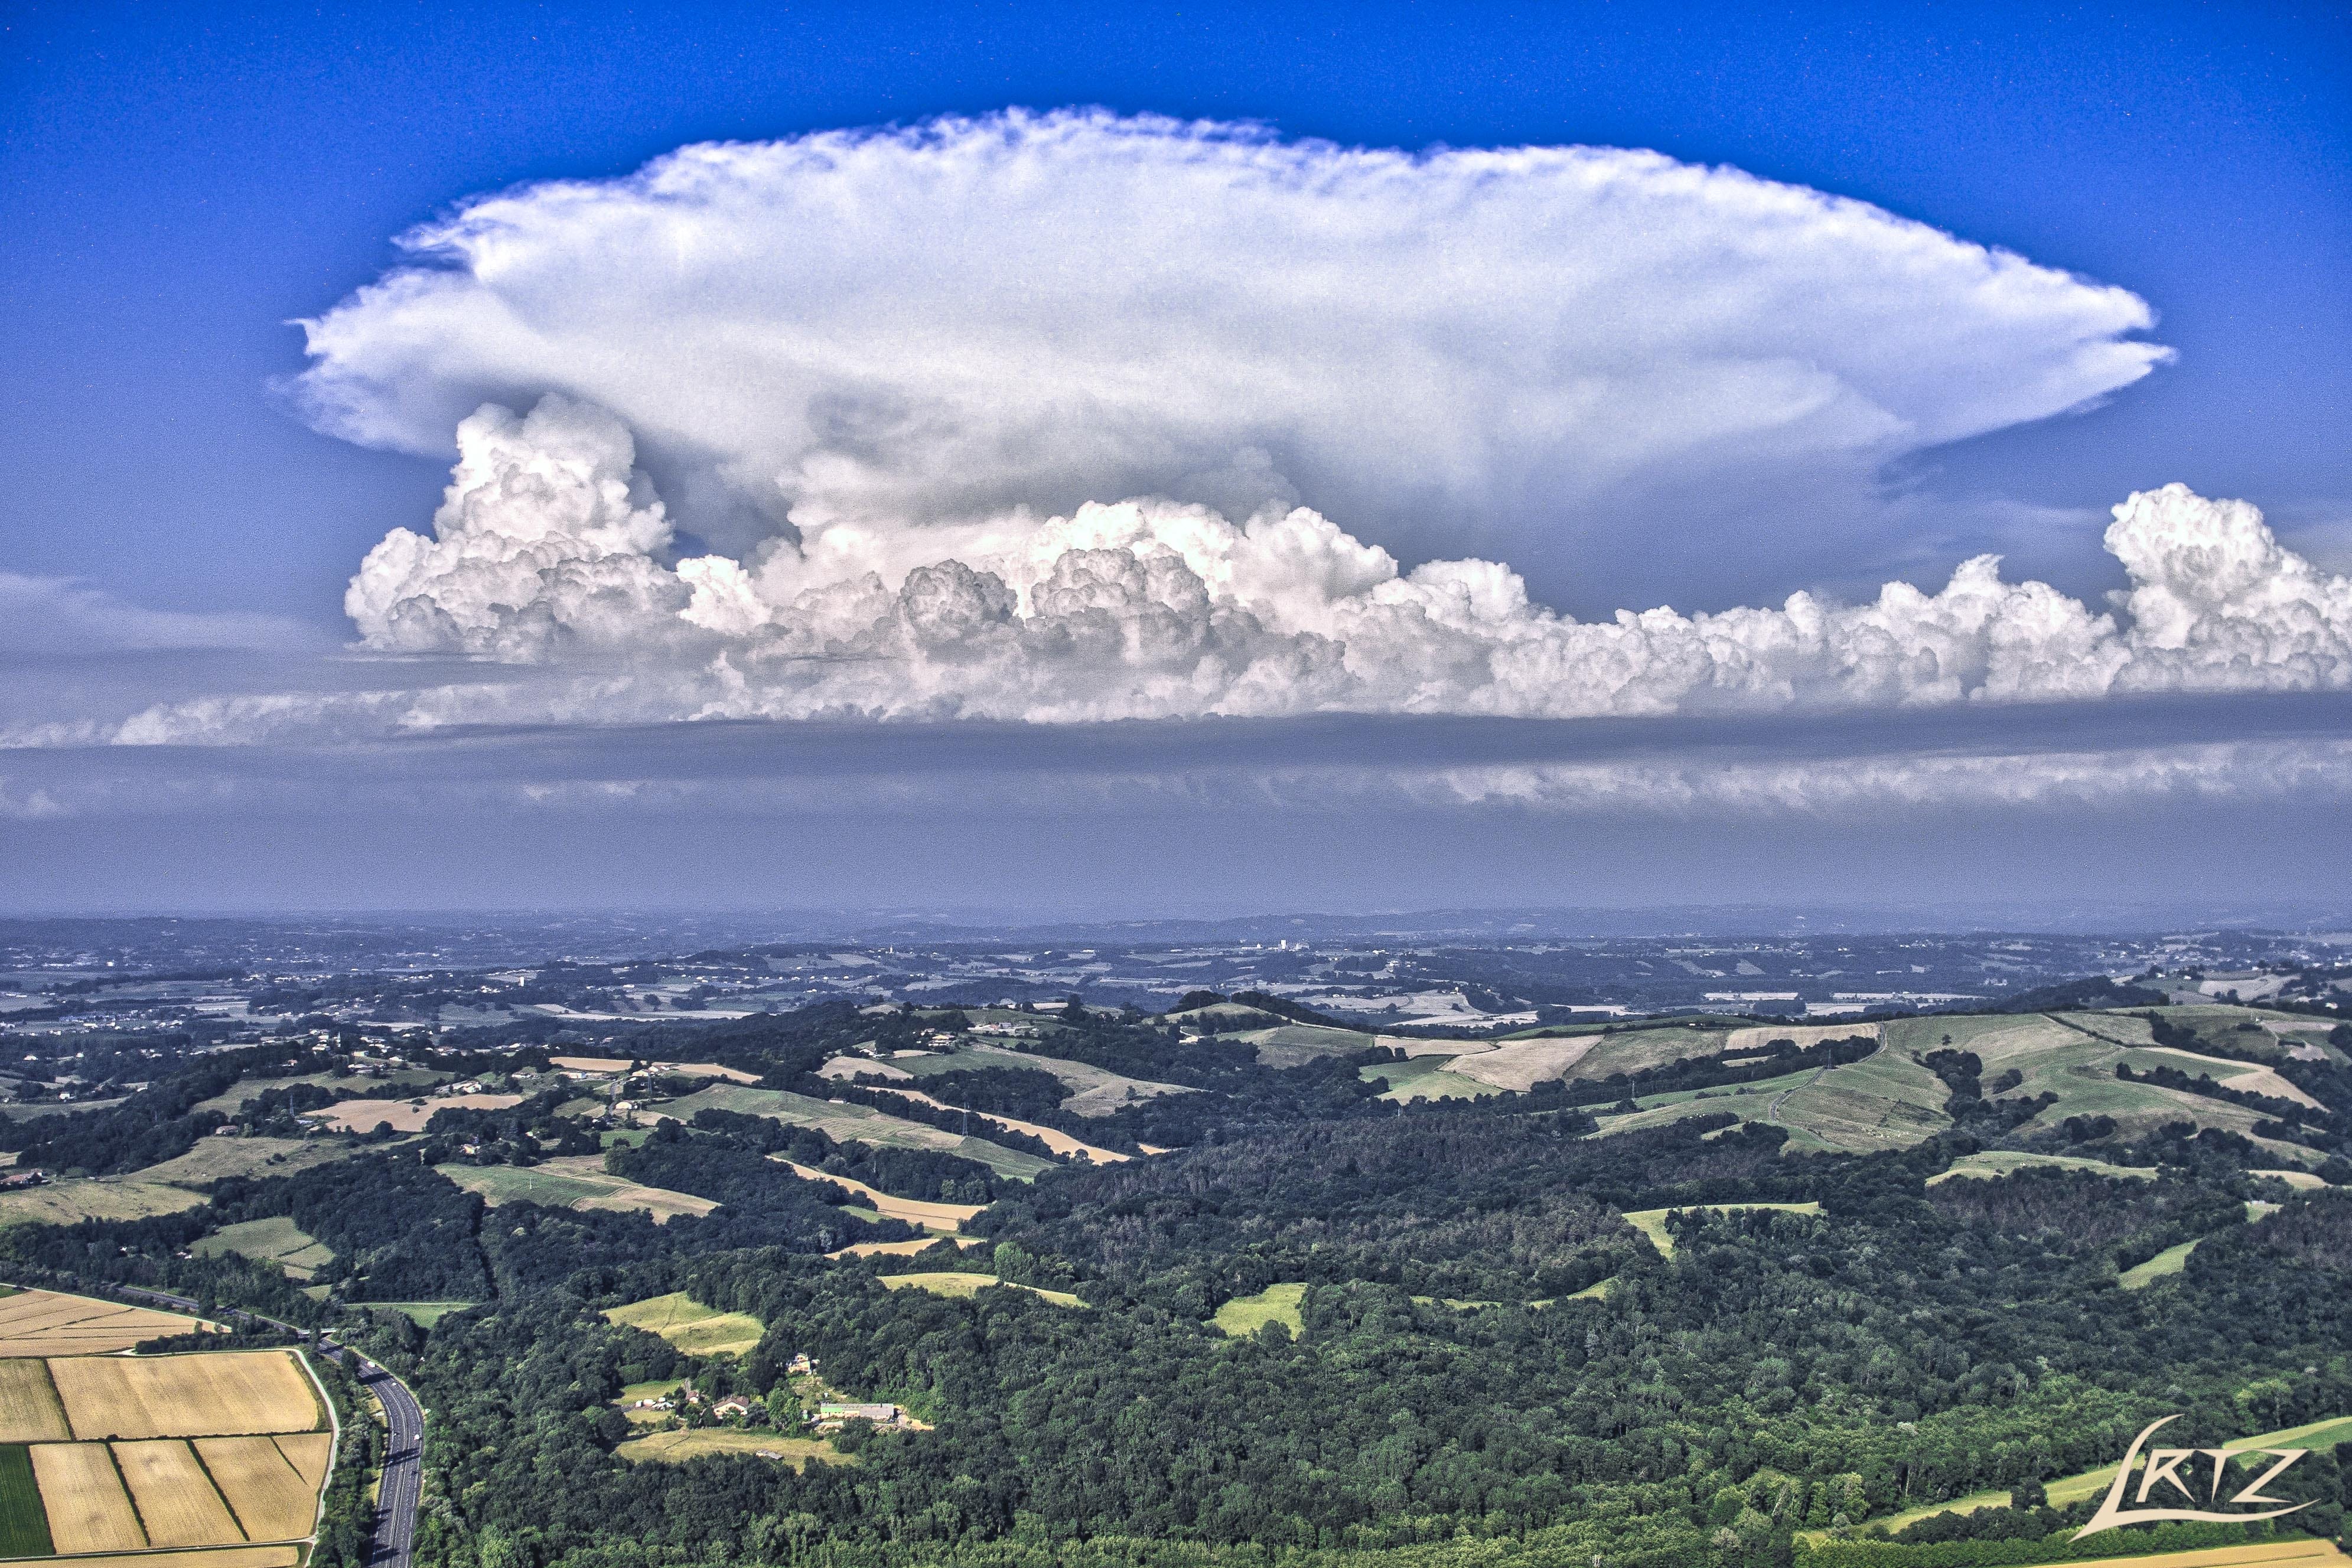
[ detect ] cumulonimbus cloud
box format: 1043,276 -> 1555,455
333,394 -> 2352,723
295,110 -> 2167,595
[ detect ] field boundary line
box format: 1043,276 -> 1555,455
291,1351 -> 336,1546
181,1441 -> 250,1545
100,1442 -> 152,1550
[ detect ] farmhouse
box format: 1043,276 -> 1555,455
816,1401 -> 898,1424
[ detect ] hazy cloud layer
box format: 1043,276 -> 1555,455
297,110 -> 2167,596
0,573 -> 319,657
323,395 -> 2352,725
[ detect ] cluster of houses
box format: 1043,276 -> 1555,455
626,1351 -> 910,1433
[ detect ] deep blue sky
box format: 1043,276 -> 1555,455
3,0 -> 2347,620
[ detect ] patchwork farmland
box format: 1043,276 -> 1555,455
0,1325 -> 333,1566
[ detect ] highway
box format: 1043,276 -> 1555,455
346,1349 -> 425,1568
95,1280 -> 426,1568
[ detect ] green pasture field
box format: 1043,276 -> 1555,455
134,1134 -> 362,1186
193,1214 -> 337,1279
1928,1150 -> 2158,1184
1621,1202 -> 1821,1259
430,1152 -> 705,1222
1563,1025 -> 1742,1082
1230,1023 -> 1380,1067
0,1099 -> 126,1122
0,1442 -> 54,1557
2118,1240 -> 2200,1289
605,1291 -> 767,1355
654,1084 -> 1056,1181
193,1070 -> 446,1115
361,1301 -> 477,1328
0,1175 -> 204,1230
1360,1057 -> 1500,1103
879,1272 -> 1084,1308
1888,1010 -> 2324,1165
1769,1048 -> 1951,1155
1211,1282 -> 1305,1335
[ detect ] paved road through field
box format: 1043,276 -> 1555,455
106,1282 -> 425,1568
349,1351 -> 424,1568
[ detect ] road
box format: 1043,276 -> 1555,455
103,1282 -> 425,1568
347,1350 -> 424,1568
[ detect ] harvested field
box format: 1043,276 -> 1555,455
50,1351 -> 321,1441
311,1094 -> 522,1133
604,1292 -> 764,1357
777,1162 -> 981,1232
1443,1034 -> 1605,1091
829,1236 -> 986,1259
1390,1035 -> 1494,1058
195,1435 -> 318,1541
879,1272 -> 1083,1307
2043,1544 -> 2348,1567
270,1434 -> 331,1494
1725,1022 -> 1881,1053
0,1288 -> 215,1357
194,1072 -> 441,1116
30,1439 -> 145,1553
878,1087 -> 1131,1163
614,1430 -> 839,1467
0,1360 -> 68,1442
20,1550 -> 299,1568
114,1437 -> 242,1547
1928,1150 -> 2156,1184
192,1217 -> 335,1281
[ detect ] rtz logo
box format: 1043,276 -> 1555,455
2075,1415 -> 2311,1539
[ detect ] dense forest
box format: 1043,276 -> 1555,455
4,997 -> 2350,1568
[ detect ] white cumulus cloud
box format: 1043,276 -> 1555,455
335,394 -> 2352,725
296,110 -> 2167,595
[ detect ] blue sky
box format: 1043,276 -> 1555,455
2,1 -> 2349,918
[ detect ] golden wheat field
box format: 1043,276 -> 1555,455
48,1349 -> 321,1440
29,1439 -> 148,1553
0,1287 -> 216,1356
0,1356 -> 69,1442
195,1435 -> 322,1541
118,1438 -> 248,1547
17,1550 -> 301,1568
269,1431 -> 333,1492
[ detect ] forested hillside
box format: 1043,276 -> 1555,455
2,994 -> 2348,1568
